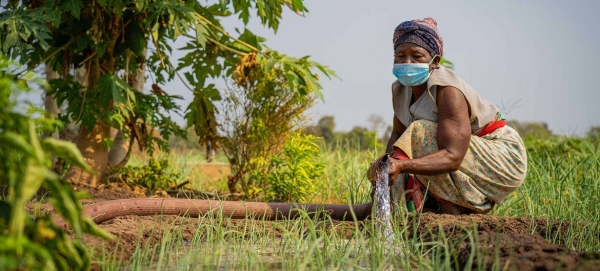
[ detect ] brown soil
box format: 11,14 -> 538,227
30,186 -> 600,271
192,162 -> 231,183
409,214 -> 600,271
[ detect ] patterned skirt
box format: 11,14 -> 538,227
393,120 -> 528,212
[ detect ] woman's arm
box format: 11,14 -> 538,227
386,115 -> 406,153
391,86 -> 471,176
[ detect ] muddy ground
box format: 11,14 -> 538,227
31,184 -> 600,271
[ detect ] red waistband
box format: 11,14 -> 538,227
475,115 -> 506,137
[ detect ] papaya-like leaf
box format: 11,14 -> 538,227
113,75 -> 136,104
125,22 -> 147,56
195,22 -> 209,48
0,132 -> 34,157
237,29 -> 263,51
45,178 -> 84,239
10,161 -> 51,236
41,138 -> 92,173
219,0 -> 230,9
61,0 -> 83,20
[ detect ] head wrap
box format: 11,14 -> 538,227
393,17 -> 444,56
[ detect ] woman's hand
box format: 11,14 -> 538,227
368,154 -> 403,186
388,157 -> 402,185
367,154 -> 388,185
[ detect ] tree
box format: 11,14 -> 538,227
367,114 -> 386,137
218,65 -> 315,195
317,115 -> 336,143
0,0 -> 334,188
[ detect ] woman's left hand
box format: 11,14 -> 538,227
367,154 -> 388,185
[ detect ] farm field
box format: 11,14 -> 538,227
27,135 -> 600,270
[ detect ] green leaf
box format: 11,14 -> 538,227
4,32 -> 19,52
14,161 -> 53,216
97,74 -> 118,104
0,132 -> 34,157
235,29 -> 263,51
81,218 -> 113,240
264,58 -> 279,72
125,22 -> 147,56
113,75 -> 136,104
41,138 -> 92,173
219,0 -> 230,9
195,22 -> 209,48
45,178 -> 84,238
97,74 -> 135,106
440,57 -> 454,70
61,0 -> 83,20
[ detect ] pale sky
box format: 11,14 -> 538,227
169,0 -> 600,136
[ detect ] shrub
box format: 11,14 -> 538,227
0,57 -> 111,270
111,158 -> 181,194
263,132 -> 325,202
218,64 -> 315,196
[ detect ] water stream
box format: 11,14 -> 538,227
372,156 -> 394,243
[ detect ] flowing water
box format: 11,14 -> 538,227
372,157 -> 394,242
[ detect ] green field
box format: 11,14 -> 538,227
92,135 -> 600,270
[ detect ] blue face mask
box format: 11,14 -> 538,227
392,56 -> 437,86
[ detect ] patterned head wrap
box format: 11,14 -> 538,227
393,17 -> 444,56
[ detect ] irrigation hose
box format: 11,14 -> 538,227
52,198 -> 373,228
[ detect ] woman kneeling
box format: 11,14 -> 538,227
370,17 -> 527,215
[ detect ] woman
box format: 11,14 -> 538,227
370,17 -> 527,215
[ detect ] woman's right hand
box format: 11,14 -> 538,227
388,157 -> 403,186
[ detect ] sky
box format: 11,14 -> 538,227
169,0 -> 600,136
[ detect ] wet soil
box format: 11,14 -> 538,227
29,185 -> 600,271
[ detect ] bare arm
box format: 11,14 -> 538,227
391,86 -> 471,176
386,115 -> 406,153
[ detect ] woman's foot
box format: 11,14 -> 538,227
437,200 -> 462,215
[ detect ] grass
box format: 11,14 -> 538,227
493,135 -> 600,250
93,135 -> 600,270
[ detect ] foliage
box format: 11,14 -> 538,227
263,132 -> 325,202
0,0 -> 335,185
111,158 -> 181,194
439,57 -> 454,70
523,134 -> 590,160
218,64 -> 315,195
507,120 -> 553,138
91,135 -> 600,270
587,126 -> 600,144
0,57 -> 111,270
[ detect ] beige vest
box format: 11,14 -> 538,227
392,66 -> 499,134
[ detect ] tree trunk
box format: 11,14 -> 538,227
206,141 -> 215,162
108,48 -> 146,168
107,128 -> 129,167
43,66 -> 60,140
65,62 -> 111,187
66,120 -> 112,187
44,66 -> 62,174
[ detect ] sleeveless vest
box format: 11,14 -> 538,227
392,66 -> 499,134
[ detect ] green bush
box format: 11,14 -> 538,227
0,57 -> 111,270
111,158 -> 181,194
219,66 -> 315,196
263,132 -> 325,202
